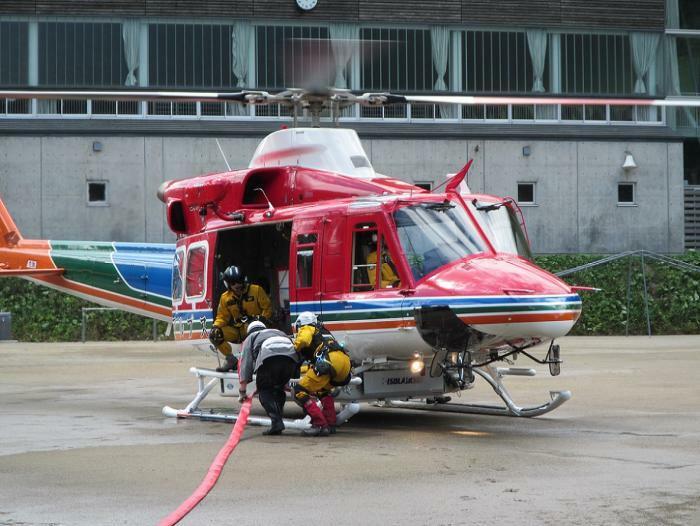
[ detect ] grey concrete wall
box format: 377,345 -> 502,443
0,135 -> 684,253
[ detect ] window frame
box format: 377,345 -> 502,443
516,182 -> 537,206
86,180 -> 109,207
172,246 -> 185,306
617,182 -> 637,206
295,233 -> 317,290
184,241 -> 208,303
350,222 -> 379,293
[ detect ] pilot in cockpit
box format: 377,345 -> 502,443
366,235 -> 401,289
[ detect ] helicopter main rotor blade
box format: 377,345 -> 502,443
402,94 -> 700,107
0,88 -> 697,108
0,89 -> 288,105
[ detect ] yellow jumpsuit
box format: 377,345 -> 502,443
212,284 -> 272,356
293,325 -> 351,398
367,250 -> 401,288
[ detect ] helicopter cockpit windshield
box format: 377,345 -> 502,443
468,200 -> 533,260
393,200 -> 487,281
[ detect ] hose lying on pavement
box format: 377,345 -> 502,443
157,396 -> 253,526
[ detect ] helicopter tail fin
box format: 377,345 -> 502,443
0,195 -> 62,277
0,195 -> 22,248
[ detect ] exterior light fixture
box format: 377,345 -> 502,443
410,353 -> 425,374
522,145 -> 531,157
622,152 -> 637,171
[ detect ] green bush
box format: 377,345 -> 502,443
0,278 -> 170,342
535,252 -> 700,335
1,253 -> 699,340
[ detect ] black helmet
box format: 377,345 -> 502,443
222,265 -> 246,290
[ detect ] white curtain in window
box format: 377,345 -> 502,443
664,0 -> 695,128
431,26 -> 449,91
232,21 -> 253,88
330,23 -> 358,89
667,0 -> 679,28
122,20 -> 140,86
231,21 -> 253,116
630,32 -> 660,94
431,26 -> 454,118
527,30 -> 547,92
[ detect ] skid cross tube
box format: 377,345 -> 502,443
385,365 -> 571,417
162,367 -> 361,428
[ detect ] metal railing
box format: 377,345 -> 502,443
556,250 -> 700,336
0,98 -> 667,127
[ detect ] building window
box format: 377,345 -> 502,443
680,0 -> 700,30
517,182 -> 536,205
256,25 -> 330,90
0,22 -> 28,86
149,23 -> 235,88
462,31 -> 536,93
87,181 -> 108,206
361,28 -> 434,91
39,22 -> 125,86
414,182 -> 432,191
677,37 -> 700,95
560,33 -> 632,95
618,182 -> 636,205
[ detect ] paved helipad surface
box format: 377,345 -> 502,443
1,336 -> 699,525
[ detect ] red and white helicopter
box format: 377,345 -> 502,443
1,88 -> 693,430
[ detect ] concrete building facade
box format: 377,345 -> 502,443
0,0 -> 697,253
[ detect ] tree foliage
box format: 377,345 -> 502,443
0,278 -> 170,341
0,253 -> 699,340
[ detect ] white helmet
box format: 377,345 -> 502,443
246,320 -> 266,334
295,311 -> 318,329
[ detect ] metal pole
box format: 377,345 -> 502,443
81,308 -> 86,343
152,319 -> 157,341
625,257 -> 632,337
640,253 -> 652,336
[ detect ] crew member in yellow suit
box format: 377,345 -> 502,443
367,237 -> 401,288
291,311 -> 352,436
208,265 -> 272,372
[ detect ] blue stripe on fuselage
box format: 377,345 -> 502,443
291,295 -> 582,315
112,242 -> 175,299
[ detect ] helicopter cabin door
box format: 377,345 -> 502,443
290,217 -> 324,318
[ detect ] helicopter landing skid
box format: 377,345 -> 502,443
384,365 -> 571,418
162,367 -> 361,428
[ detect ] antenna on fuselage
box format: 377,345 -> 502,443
254,188 -> 276,218
215,138 -> 232,172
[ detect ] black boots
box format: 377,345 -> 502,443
259,389 -> 285,436
216,354 -> 238,373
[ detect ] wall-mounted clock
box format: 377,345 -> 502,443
296,0 -> 318,11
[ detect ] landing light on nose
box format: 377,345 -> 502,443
410,353 -> 425,374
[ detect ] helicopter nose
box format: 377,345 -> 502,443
419,256 -> 582,340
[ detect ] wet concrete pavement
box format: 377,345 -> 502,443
1,336 -> 699,525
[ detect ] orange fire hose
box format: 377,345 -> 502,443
157,396 -> 253,526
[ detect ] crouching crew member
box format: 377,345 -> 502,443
209,265 -> 272,373
292,311 -> 352,437
238,320 -> 299,436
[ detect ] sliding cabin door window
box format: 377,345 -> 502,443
172,247 -> 185,305
296,233 -> 317,289
185,243 -> 208,301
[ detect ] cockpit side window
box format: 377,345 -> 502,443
393,201 -> 486,281
468,200 -> 533,260
351,223 -> 377,292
